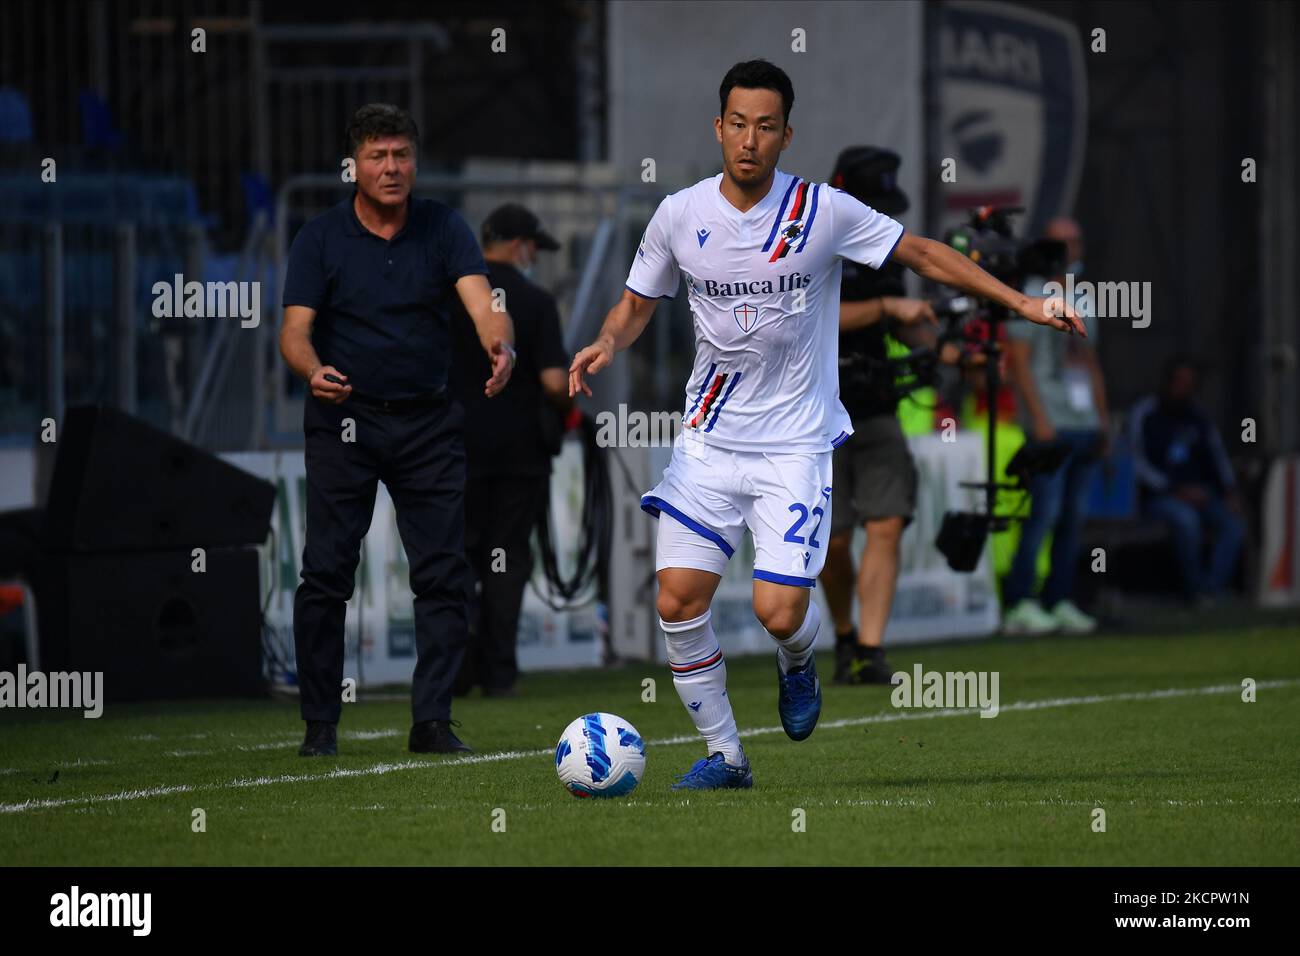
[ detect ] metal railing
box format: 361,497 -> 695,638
1,167 -> 700,457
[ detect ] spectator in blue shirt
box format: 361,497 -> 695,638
1130,355 -> 1245,603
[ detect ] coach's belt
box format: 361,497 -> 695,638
347,387 -> 447,413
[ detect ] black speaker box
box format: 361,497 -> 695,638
34,546 -> 266,701
42,404 -> 274,553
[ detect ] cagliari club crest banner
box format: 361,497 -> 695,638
932,1 -> 1088,238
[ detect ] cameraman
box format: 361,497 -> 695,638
820,147 -> 943,685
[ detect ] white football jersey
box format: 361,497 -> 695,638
626,169 -> 905,452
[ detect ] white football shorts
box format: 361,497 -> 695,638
640,433 -> 834,587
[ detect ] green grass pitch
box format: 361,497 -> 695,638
2,624 -> 1297,866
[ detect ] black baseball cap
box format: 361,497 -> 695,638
830,146 -> 909,216
481,203 -> 560,251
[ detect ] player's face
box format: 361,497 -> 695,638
715,87 -> 791,189
355,135 -> 416,208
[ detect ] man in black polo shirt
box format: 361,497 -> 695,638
449,204 -> 571,697
279,104 -> 515,757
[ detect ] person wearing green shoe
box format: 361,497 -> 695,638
1003,217 -> 1108,636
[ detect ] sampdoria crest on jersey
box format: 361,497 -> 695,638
763,178 -> 820,263
733,302 -> 759,333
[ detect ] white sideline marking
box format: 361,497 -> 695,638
160,728 -> 402,758
347,729 -> 404,741
163,729 -> 398,759
1,678 -> 1295,816
499,795 -> 1300,810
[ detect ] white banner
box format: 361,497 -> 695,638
1257,454 -> 1300,607
1,436 -> 996,684
232,432 -> 997,683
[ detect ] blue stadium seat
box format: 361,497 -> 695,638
1087,448 -> 1138,518
0,87 -> 34,143
241,172 -> 275,226
78,90 -> 124,149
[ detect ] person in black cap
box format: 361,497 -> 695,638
820,146 -> 949,685
448,203 -> 572,697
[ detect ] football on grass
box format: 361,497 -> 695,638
555,712 -> 646,798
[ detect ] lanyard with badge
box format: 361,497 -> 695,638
1061,311 -> 1093,412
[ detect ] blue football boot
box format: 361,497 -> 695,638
777,655 -> 822,740
670,751 -> 754,791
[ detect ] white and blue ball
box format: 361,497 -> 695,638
555,712 -> 646,798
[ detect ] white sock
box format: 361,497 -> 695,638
773,600 -> 820,674
661,610 -> 743,765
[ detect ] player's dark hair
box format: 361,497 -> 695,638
719,59 -> 794,126
346,103 -> 420,157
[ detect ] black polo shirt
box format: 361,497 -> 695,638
448,262 -> 569,478
838,258 -> 906,418
282,194 -> 489,400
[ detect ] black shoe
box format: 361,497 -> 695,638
409,719 -> 474,754
299,720 -> 337,757
837,645 -> 896,685
832,629 -> 858,683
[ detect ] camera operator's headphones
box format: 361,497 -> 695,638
830,146 -> 910,216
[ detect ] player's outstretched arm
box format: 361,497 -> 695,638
569,288 -> 659,397
890,233 -> 1087,337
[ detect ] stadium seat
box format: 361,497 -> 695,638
0,87 -> 34,143
78,90 -> 124,149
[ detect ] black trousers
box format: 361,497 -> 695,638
460,474 -> 548,691
294,393 -> 471,724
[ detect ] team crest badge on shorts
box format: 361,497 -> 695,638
733,302 -> 759,333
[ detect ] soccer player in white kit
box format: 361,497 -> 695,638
569,60 -> 1084,790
